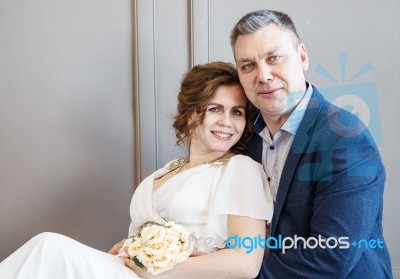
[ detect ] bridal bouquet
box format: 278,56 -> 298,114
127,221 -> 194,275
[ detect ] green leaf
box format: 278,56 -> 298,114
132,257 -> 145,268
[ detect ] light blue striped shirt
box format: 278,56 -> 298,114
254,84 -> 313,200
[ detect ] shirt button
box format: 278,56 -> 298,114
267,177 -> 271,182
270,146 -> 275,150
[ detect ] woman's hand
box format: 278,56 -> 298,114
123,257 -> 156,279
108,239 -> 126,255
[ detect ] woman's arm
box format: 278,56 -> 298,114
124,215 -> 266,279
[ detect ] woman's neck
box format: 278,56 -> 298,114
187,150 -> 229,168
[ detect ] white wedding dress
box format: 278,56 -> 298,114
0,155 -> 273,278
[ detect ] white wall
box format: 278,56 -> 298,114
136,0 -> 400,276
0,0 -> 134,260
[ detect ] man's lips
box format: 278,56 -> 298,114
257,88 -> 282,95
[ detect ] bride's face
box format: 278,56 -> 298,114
190,84 -> 247,154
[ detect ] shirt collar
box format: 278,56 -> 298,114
253,83 -> 313,136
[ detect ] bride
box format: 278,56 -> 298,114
0,62 -> 273,279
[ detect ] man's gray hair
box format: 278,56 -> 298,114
230,10 -> 301,50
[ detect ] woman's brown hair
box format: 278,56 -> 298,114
173,61 -> 253,153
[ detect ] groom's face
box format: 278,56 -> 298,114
234,23 -> 309,120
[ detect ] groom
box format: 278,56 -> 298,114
231,10 -> 392,278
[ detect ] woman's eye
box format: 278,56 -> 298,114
232,109 -> 244,116
208,107 -> 221,112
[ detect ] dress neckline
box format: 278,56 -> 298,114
166,157 -> 231,174
152,156 -> 233,194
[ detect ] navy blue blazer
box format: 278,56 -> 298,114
246,86 -> 392,278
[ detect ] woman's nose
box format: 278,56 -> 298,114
218,111 -> 232,127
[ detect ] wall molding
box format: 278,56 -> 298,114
190,0 -> 210,66
132,0 -> 140,186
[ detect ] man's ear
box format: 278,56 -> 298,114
299,43 -> 309,72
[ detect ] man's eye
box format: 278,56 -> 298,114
241,63 -> 254,71
269,55 -> 283,63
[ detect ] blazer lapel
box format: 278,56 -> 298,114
271,88 -> 325,235
245,135 -> 263,163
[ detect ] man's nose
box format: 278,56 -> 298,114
256,64 -> 273,83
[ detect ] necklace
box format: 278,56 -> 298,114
167,158 -> 189,175
172,159 -> 188,175
167,155 -> 231,176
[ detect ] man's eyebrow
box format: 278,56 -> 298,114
236,46 -> 285,64
265,46 -> 285,55
236,57 -> 253,65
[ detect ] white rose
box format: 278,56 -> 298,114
141,225 -> 166,243
146,240 -> 167,255
152,255 -> 172,268
128,237 -> 144,257
136,250 -> 153,266
146,254 -> 174,275
165,241 -> 180,256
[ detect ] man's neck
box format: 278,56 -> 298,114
263,83 -> 309,137
262,113 -> 289,138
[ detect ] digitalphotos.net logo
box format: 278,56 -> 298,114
188,233 -> 385,254
224,235 -> 385,254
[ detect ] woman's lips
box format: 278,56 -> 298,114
211,131 -> 232,140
